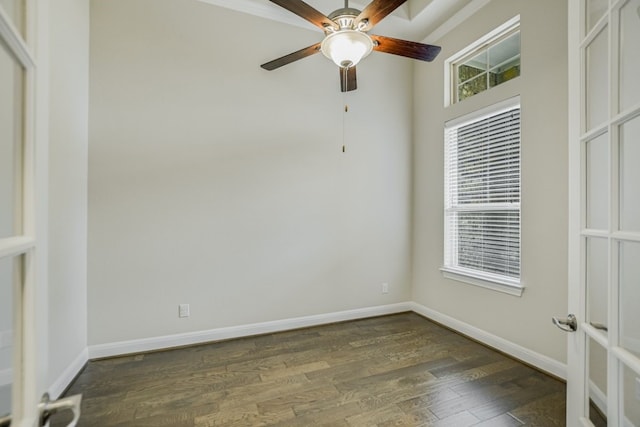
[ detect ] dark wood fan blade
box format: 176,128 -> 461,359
268,0 -> 338,31
261,43 -> 322,71
355,0 -> 407,31
371,35 -> 441,62
340,66 -> 357,92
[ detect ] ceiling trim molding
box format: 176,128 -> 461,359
197,0 -> 481,43
422,0 -> 491,44
197,0 -> 318,32
197,0 -> 412,34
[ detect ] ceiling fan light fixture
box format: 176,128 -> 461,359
321,30 -> 373,68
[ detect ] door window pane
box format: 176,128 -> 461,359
620,115 -> 640,232
586,133 -> 609,230
620,241 -> 640,358
0,257 -> 17,418
0,42 -> 23,238
0,0 -> 24,35
587,237 -> 608,329
622,364 -> 640,426
588,338 -> 607,426
619,0 -> 640,112
587,0 -> 608,33
586,27 -> 609,131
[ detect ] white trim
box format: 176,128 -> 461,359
197,0 -> 317,33
0,5 -> 36,68
88,303 -> 412,359
443,15 -> 520,107
445,15 -> 521,64
48,348 -> 88,400
423,0 -> 492,45
621,336 -> 640,356
445,95 -> 521,127
612,346 -> 640,377
409,302 -> 567,379
195,0 -> 409,33
589,380 -> 607,420
0,237 -> 35,259
441,268 -> 524,297
39,301 -> 572,406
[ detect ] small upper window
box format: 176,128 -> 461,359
447,18 -> 521,104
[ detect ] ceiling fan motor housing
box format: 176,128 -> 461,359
326,8 -> 362,31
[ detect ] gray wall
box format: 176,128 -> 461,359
412,0 -> 569,363
87,0 -> 414,345
47,0 -> 90,391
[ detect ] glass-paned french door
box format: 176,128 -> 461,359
568,0 -> 640,425
0,0 -> 43,424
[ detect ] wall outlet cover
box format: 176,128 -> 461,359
382,283 -> 389,294
178,304 -> 190,318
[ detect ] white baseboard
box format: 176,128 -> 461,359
87,302 -> 567,380
48,347 -> 89,400
88,303 -> 413,359
409,302 -> 567,380
589,380 -> 607,417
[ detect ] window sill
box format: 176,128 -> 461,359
440,267 -> 524,297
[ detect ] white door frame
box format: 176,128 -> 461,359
566,2 -> 585,425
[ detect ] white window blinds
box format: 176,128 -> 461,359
444,100 -> 521,285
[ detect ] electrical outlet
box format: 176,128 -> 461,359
636,377 -> 640,401
382,283 -> 389,294
178,304 -> 190,318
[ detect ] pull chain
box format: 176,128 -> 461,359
342,89 -> 347,153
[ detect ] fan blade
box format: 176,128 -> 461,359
268,0 -> 338,31
340,66 -> 357,92
355,0 -> 407,31
371,35 -> 441,62
261,43 -> 322,71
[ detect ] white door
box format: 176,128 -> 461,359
0,0 -> 59,425
566,0 -> 640,425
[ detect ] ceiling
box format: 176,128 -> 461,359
197,0 -> 479,43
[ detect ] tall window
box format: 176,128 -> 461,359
443,97 -> 521,294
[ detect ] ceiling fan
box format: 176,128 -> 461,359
261,0 -> 442,92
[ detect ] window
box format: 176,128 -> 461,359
443,97 -> 522,295
446,17 -> 520,105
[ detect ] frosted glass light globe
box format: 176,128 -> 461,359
321,30 -> 373,68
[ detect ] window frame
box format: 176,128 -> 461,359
444,15 -> 521,107
441,96 -> 523,297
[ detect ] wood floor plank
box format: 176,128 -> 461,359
432,410 -> 481,427
51,313 -> 569,427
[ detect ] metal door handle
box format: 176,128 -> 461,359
590,322 -> 608,332
552,314 -> 577,332
39,392 -> 82,427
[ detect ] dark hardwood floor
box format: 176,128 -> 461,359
52,313 -> 569,426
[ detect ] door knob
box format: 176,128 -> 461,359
552,314 -> 578,332
39,392 -> 82,427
